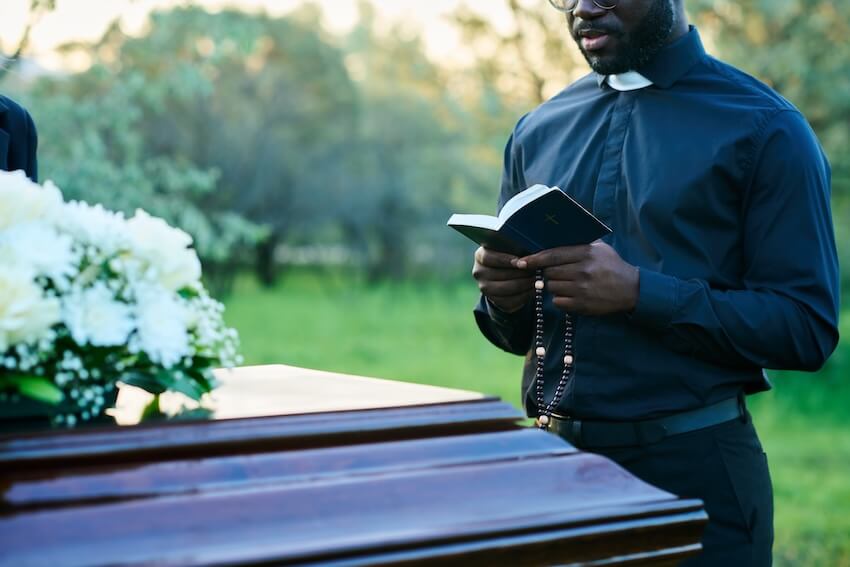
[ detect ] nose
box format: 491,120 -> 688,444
571,0 -> 609,20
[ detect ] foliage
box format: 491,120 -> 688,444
0,0 -> 56,80
331,2 -> 488,280
108,7 -> 359,282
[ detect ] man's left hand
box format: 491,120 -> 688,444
514,241 -> 640,316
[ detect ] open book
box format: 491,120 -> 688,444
447,184 -> 611,256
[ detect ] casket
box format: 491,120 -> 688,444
0,365 -> 707,566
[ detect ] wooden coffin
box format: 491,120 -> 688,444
0,365 -> 707,566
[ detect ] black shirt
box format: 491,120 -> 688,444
474,27 -> 840,421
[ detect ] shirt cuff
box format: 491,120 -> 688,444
630,268 -> 677,328
485,297 -> 528,327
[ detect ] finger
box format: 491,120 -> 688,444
552,295 -> 584,313
475,246 -> 522,269
480,278 -> 534,297
542,263 -> 587,282
515,245 -> 591,270
474,266 -> 535,282
546,280 -> 584,298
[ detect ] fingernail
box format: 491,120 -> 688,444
516,260 -> 527,269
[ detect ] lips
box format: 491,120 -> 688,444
579,30 -> 612,52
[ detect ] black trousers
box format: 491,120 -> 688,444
586,414 -> 773,566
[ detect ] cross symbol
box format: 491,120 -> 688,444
545,213 -> 560,225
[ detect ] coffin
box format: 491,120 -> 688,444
0,365 -> 707,566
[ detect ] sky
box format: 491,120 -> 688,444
1,0 -> 528,70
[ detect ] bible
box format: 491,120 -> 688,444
447,184 -> 611,256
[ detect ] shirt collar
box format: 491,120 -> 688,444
605,71 -> 653,91
596,26 -> 706,90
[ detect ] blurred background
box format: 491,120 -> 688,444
2,0 -> 847,563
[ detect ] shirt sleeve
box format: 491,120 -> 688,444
473,125 -> 535,356
24,108 -> 38,182
630,110 -> 840,371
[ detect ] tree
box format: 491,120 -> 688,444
449,0 -> 582,107
332,2 -> 490,280
0,0 -> 56,81
91,6 -> 361,286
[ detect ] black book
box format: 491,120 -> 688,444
447,184 -> 611,257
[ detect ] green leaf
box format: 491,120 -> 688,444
0,375 -> 64,405
185,367 -> 217,393
161,370 -> 205,401
119,372 -> 168,395
168,407 -> 213,421
140,394 -> 166,421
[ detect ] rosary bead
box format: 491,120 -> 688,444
564,355 -> 574,365
536,346 -> 546,357
537,414 -> 550,426
535,280 -> 545,290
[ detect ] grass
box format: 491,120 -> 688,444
224,270 -> 850,566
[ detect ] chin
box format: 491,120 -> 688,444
583,51 -> 631,75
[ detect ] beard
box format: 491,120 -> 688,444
573,0 -> 675,75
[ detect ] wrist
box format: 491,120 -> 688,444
624,264 -> 640,312
486,295 -> 529,315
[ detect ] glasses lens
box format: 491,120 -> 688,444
549,0 -> 618,11
548,0 -> 578,11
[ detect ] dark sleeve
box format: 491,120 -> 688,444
473,125 -> 535,355
474,295 -> 534,355
24,108 -> 37,182
630,110 -> 840,371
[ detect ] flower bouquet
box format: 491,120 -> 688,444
0,170 -> 241,429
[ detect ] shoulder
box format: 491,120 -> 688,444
696,56 -> 798,114
512,73 -> 600,144
0,94 -> 37,135
687,57 -> 824,163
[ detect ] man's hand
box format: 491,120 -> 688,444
515,241 -> 639,316
473,246 -> 534,313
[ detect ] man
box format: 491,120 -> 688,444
471,0 -> 839,564
0,94 -> 38,181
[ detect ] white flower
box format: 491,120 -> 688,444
0,171 -> 63,230
133,287 -> 191,367
62,282 -> 135,347
0,269 -> 61,351
126,210 -> 201,291
0,223 -> 77,282
58,201 -> 130,257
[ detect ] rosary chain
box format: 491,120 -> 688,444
534,269 -> 575,430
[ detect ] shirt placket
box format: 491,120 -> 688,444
561,91 -> 636,416
593,92 -> 637,227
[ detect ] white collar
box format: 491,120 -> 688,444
605,71 -> 653,91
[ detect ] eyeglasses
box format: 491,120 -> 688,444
548,0 -> 618,13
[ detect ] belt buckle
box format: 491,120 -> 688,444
548,414 -> 582,447
569,419 -> 583,446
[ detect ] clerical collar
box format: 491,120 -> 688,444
596,26 -> 706,90
605,72 -> 652,91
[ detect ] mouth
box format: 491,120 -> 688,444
578,29 -> 613,52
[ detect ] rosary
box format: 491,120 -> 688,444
533,269 -> 575,431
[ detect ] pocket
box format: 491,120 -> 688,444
713,421 -> 774,547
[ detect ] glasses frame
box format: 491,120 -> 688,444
548,0 -> 618,13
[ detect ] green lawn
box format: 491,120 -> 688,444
224,271 -> 849,566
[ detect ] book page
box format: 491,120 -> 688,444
497,184 -> 559,223
447,213 -> 501,231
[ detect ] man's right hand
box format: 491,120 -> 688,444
472,246 -> 534,313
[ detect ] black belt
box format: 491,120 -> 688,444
548,397 -> 745,448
